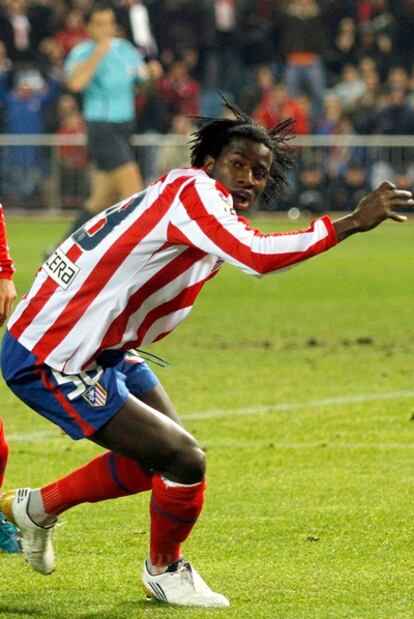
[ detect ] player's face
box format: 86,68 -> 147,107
204,138 -> 273,211
88,9 -> 116,42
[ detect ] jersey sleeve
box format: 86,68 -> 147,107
0,204 -> 15,279
64,42 -> 91,77
167,176 -> 338,277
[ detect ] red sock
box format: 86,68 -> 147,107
0,418 -> 9,489
150,474 -> 206,567
40,451 -> 153,515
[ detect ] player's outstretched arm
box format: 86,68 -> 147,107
332,181 -> 414,242
0,278 -> 16,327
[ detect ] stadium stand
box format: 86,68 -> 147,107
1,0 -> 414,212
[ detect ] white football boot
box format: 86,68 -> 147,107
0,488 -> 56,575
142,558 -> 230,607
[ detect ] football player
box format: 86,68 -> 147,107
1,102 -> 412,605
0,202 -> 20,553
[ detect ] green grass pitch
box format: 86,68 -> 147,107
1,215 -> 414,618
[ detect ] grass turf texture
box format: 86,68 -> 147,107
1,216 -> 414,618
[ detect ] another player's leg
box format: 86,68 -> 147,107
63,170 -> 116,239
110,161 -> 143,200
63,122 -> 142,239
0,417 -> 21,553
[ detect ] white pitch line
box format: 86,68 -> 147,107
6,390 -> 414,442
182,390 -> 414,421
199,439 -> 414,450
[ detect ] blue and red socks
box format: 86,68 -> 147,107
149,474 -> 206,568
36,451 -> 152,519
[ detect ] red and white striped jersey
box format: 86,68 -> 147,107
8,167 -> 337,373
0,204 -> 15,280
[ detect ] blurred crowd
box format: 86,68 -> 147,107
2,0 -> 414,211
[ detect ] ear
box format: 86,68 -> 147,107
203,155 -> 215,175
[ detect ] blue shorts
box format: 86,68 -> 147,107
1,331 -> 159,440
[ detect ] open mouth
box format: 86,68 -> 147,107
232,192 -> 251,210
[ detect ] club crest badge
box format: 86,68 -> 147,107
82,382 -> 108,407
218,191 -> 236,215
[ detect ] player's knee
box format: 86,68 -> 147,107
182,444 -> 206,484
171,437 -> 206,484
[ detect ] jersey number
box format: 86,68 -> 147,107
73,191 -> 146,251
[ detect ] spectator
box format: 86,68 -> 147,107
316,93 -> 346,134
328,159 -> 371,210
239,64 -> 275,117
357,23 -> 377,58
296,160 -> 329,215
358,55 -> 378,79
38,37 -> 65,78
54,8 -> 89,58
0,0 -> 36,62
0,65 -> 61,207
375,32 -> 400,81
115,0 -> 158,58
0,40 -> 12,74
55,94 -> 89,210
28,0 -> 60,49
367,85 -> 414,134
254,83 -> 310,134
316,94 -> 357,180
327,17 -> 359,79
386,65 -> 410,91
394,0 -> 414,68
151,0 -> 206,66
0,40 -> 12,133
331,64 -> 366,111
357,0 -> 375,23
351,69 -> 382,130
394,165 -> 414,201
276,0 -> 328,118
363,86 -> 414,186
156,114 -> 194,176
238,1 -> 275,79
158,59 -> 200,123
202,0 -> 242,95
370,0 -> 396,36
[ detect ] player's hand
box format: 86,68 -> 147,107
0,278 -> 16,326
352,181 -> 413,231
95,38 -> 111,58
333,181 -> 414,241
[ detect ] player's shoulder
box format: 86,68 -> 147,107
165,167 -> 221,193
161,166 -> 206,184
170,168 -> 234,213
177,167 -> 224,189
189,169 -> 231,199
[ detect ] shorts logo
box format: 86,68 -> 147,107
43,248 -> 79,290
82,383 -> 108,407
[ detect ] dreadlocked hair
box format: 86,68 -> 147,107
190,98 -> 296,205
